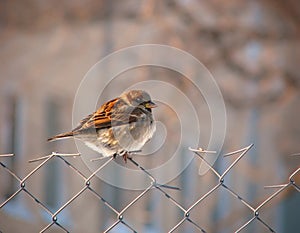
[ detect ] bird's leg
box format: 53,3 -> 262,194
123,150 -> 137,163
118,150 -> 137,163
122,152 -> 129,163
115,150 -> 128,163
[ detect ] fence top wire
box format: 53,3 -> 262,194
0,146 -> 299,233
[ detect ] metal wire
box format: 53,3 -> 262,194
0,146 -> 299,233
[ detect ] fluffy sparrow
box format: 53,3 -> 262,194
48,90 -> 157,162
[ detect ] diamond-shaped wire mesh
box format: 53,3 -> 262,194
0,146 -> 299,233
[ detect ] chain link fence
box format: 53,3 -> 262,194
0,145 -> 299,233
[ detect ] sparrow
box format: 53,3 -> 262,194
48,90 -> 157,162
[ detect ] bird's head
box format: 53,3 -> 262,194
122,90 -> 157,111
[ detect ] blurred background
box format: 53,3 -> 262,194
0,0 -> 299,232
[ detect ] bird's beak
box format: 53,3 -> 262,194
145,101 -> 157,108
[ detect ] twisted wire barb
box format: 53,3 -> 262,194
0,154 -> 14,158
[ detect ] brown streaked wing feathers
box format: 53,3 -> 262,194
71,97 -> 141,133
71,113 -> 94,132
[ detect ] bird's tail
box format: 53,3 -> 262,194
47,131 -> 75,142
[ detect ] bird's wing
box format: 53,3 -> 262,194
73,98 -> 141,133
72,113 -> 94,132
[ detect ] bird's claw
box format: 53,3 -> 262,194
113,150 -> 140,163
